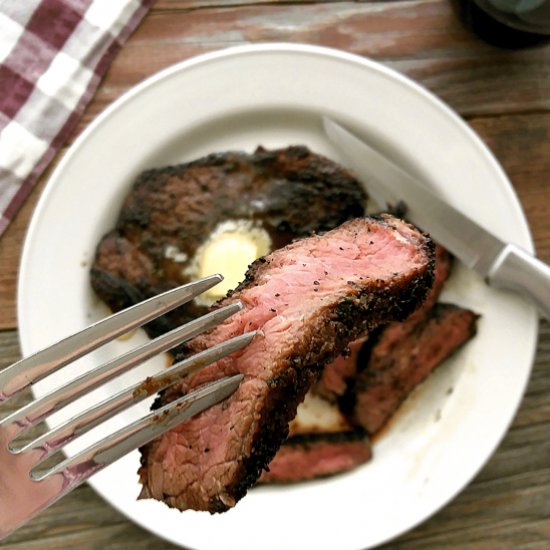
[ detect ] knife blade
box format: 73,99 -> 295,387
323,116 -> 550,319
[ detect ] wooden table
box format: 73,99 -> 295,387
1,1 -> 549,548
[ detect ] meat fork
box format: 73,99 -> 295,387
0,274 -> 254,540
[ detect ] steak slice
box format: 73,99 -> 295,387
259,431 -> 372,484
91,146 -> 366,338
314,244 -> 452,402
313,337 -> 369,401
353,303 -> 479,434
138,215 -> 434,513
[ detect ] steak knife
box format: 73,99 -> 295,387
323,117 -> 550,319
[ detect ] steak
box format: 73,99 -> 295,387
314,244 -> 451,401
91,146 -> 366,338
313,337 -> 368,401
138,215 -> 435,513
259,431 -> 372,484
353,302 -> 479,434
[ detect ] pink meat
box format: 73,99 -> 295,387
259,432 -> 372,484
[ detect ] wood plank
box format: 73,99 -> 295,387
155,0 -> 353,8
0,330 -> 20,369
1,322 -> 548,548
0,161 -> 61,330
67,0 -> 550,140
470,113 -> 550,264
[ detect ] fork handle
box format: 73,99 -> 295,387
488,244 -> 550,319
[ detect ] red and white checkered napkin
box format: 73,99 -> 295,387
0,0 -> 154,237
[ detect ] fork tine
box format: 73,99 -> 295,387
10,331 -> 256,455
0,302 -> 243,432
29,374 -> 244,482
0,275 -> 223,403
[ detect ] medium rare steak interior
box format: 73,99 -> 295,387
91,146 -> 366,338
138,215 -> 435,513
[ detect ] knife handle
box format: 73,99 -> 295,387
488,244 -> 550,319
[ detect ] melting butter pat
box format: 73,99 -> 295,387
192,220 -> 271,303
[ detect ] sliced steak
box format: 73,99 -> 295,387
313,336 -> 369,401
314,244 -> 452,402
353,303 -> 479,434
138,215 -> 435,513
91,146 -> 367,337
259,431 -> 372,484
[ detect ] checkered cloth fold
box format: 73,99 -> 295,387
0,0 -> 154,237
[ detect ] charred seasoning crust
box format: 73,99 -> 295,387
208,242 -> 435,512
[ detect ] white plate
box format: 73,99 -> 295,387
18,44 -> 538,550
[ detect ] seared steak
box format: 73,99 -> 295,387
138,215 -> 435,513
91,146 -> 366,338
314,244 -> 451,402
353,303 -> 479,434
259,431 -> 372,484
